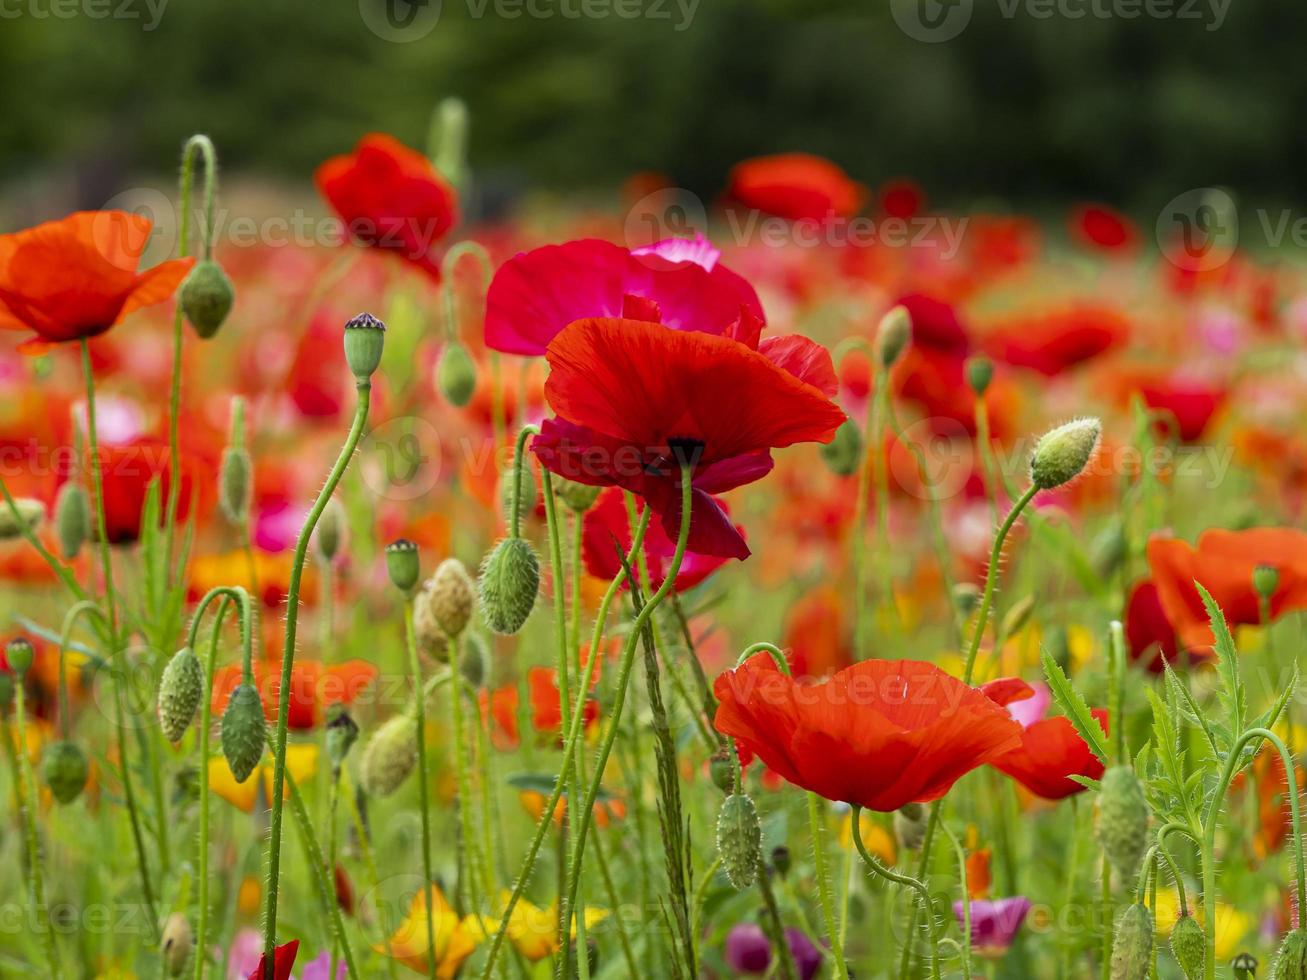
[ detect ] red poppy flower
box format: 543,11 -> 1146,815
1124,579 -> 1213,671
893,293 -> 970,354
484,234 -> 763,356
987,306 -> 1128,376
582,487 -> 738,590
713,655 -> 1022,811
246,939 -> 298,980
210,659 -> 377,731
479,654 -> 605,750
878,179 -> 925,220
982,678 -> 1107,800
316,133 -> 458,280
0,211 -> 193,354
1070,203 -> 1139,253
1146,528 -> 1307,651
532,317 -> 844,559
726,153 -> 866,222
1137,376 -> 1227,443
781,585 -> 852,680
97,440 -> 198,545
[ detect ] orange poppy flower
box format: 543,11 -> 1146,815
0,211 -> 193,354
726,153 -> 866,222
210,658 -> 377,731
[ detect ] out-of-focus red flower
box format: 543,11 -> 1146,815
1137,376 -> 1227,443
1070,203 -> 1139,253
982,677 -> 1107,800
713,655 -> 1022,811
893,293 -> 970,355
97,440 -> 199,545
316,133 -> 458,281
210,659 -> 377,731
1233,747 -> 1307,861
0,211 -> 193,354
782,585 -> 851,679
1124,578 -> 1213,671
484,235 -> 763,356
878,179 -> 924,220
1146,528 -> 1307,651
726,153 -> 866,222
987,306 -> 1129,376
245,939 -> 298,980
288,308 -> 351,421
480,649 -> 608,749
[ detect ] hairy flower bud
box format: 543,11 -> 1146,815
6,637 -> 33,675
429,558 -> 475,638
1169,912 -> 1204,980
0,497 -> 44,540
894,804 -> 928,851
966,356 -> 994,396
709,749 -> 736,794
161,912 -> 194,977
180,259 -> 235,339
385,539 -> 421,594
360,713 -> 418,798
554,477 -> 601,514
1110,903 -> 1153,980
1030,418 -> 1101,490
717,792 -> 762,889
437,341 -> 477,407
157,646 -> 204,745
458,632 -> 489,690
479,537 -> 540,635
325,705 -> 360,774
343,312 -> 386,382
820,419 -> 863,478
220,683 -> 266,784
316,498 -> 347,564
54,482 -> 89,559
875,305 -> 911,368
1274,931 -> 1307,980
219,447 -> 251,524
1095,766 -> 1149,887
41,740 -> 89,804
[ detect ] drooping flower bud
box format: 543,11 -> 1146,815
431,96 -> 469,190
554,477 -> 601,513
1095,766 -> 1150,887
41,740 -> 89,804
820,419 -> 863,478
0,497 -> 44,540
180,259 -> 235,339
385,538 -> 421,594
478,537 -> 540,635
1169,912 -> 1204,980
161,912 -> 194,977
219,446 -> 251,525
894,803 -> 928,851
1254,563 -> 1281,601
360,713 -> 418,798
717,792 -> 762,889
54,482 -> 90,559
1274,931 -> 1307,980
436,341 -> 477,407
325,705 -> 360,775
966,356 -> 994,396
458,632 -> 489,690
343,312 -> 386,382
157,645 -> 204,745
220,683 -> 266,783
316,498 -> 347,565
709,748 -> 736,794
427,558 -> 475,638
5,637 -> 34,675
875,305 -> 911,368
1030,418 -> 1101,490
1110,903 -> 1153,980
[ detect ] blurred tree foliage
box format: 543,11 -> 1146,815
1,0 -> 1303,211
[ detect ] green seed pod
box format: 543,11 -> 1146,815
458,633 -> 489,690
1030,418 -> 1102,491
820,419 -> 863,478
316,498 -> 347,564
1254,563 -> 1281,601
479,537 -> 540,635
385,538 -> 421,594
1274,931 -> 1307,980
875,305 -> 911,368
325,705 -> 360,775
716,792 -> 762,889
437,341 -> 477,407
5,637 -> 34,675
160,912 -> 194,977
343,312 -> 386,382
428,558 -> 475,638
1169,912 -> 1205,980
218,446 -> 251,525
1110,903 -> 1153,980
220,683 -> 266,784
1000,594 -> 1036,638
894,804 -> 928,851
709,749 -> 736,794
41,740 -> 89,804
180,259 -> 235,339
499,461 -> 538,527
554,477 -> 601,513
157,646 -> 204,745
54,482 -> 90,559
360,713 -> 418,798
0,497 -> 44,540
966,356 -> 994,396
1095,766 -> 1150,887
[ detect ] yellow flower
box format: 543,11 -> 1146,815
381,884 -> 481,978
1152,891 -> 1249,960
206,743 -> 319,812
468,892 -> 609,962
837,811 -> 896,865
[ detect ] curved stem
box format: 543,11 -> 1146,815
55,600 -> 107,740
850,806 -> 940,979
404,603 -> 438,980
962,484 -> 1039,684
261,383 -> 371,975
15,678 -> 60,978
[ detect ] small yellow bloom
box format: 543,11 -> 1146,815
1152,891 -> 1248,960
837,811 -> 896,865
469,892 -> 609,962
381,884 -> 480,978
207,742 -> 319,812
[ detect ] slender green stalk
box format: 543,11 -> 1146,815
262,382 -> 372,975
940,822 -> 973,980
807,792 -> 849,979
851,373 -> 882,653
755,846 -> 799,980
1099,855 -> 1111,980
961,484 -> 1039,685
14,677 -> 59,978
343,773 -> 399,980
285,773 -> 360,979
405,604 -> 438,980
850,806 -> 940,979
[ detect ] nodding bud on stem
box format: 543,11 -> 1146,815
316,498 -> 347,565
1029,417 -> 1101,490
716,792 -> 762,889
180,260 -> 235,339
1110,903 -> 1153,980
478,537 -> 540,635
42,740 -> 89,804
894,804 -> 928,851
220,683 -> 266,783
325,705 -> 360,774
219,396 -> 251,525
499,460 -> 537,527
1000,594 -> 1035,638
360,713 -> 418,797
437,341 -> 477,407
709,749 -> 736,794
1169,913 -> 1204,980
0,498 -> 43,540
554,477 -> 601,513
459,633 -> 489,689
1095,766 -> 1149,888
5,637 -> 33,675
428,558 -> 475,638
1254,563 -> 1280,600
820,419 -> 863,478
875,305 -> 911,368
343,312 -> 386,382
966,356 -> 994,396
157,646 -> 204,744
431,96 -> 469,190
54,482 -> 90,558
385,539 -> 421,594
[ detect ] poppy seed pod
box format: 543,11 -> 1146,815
875,305 -> 911,368
894,804 -> 928,851
554,477 -> 601,513
429,558 -> 475,638
157,645 -> 204,745
437,341 -> 477,407
343,312 -> 386,382
325,705 -> 360,774
0,497 -> 44,540
717,792 -> 762,889
478,537 -> 540,635
1233,952 -> 1259,980
709,749 -> 736,794
820,419 -> 863,478
1274,931 -> 1307,979
385,539 -> 421,594
966,356 -> 994,396
1169,912 -> 1204,980
41,740 -> 89,804
1110,903 -> 1153,980
1030,418 -> 1101,490
161,912 -> 194,977
219,446 -> 251,525
180,259 -> 234,339
360,713 -> 418,798
1095,766 -> 1149,886
54,482 -> 89,558
316,498 -> 347,564
6,637 -> 34,675
1254,563 -> 1280,600
220,683 -> 266,784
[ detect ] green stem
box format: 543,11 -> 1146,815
0,476 -> 86,601
405,603 -> 438,980
343,772 -> 399,980
806,792 -> 849,979
961,484 -> 1038,685
940,822 -> 973,980
286,772 -> 360,979
15,677 -> 60,978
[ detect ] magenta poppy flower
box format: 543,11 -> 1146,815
953,897 -> 1031,958
582,486 -> 742,584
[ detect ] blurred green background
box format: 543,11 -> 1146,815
1,0 -> 1301,218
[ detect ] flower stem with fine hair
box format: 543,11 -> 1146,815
14,672 -> 59,978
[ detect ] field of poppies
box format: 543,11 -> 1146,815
0,119 -> 1304,980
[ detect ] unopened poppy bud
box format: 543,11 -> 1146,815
161,912 -> 194,977
554,477 -> 601,513
437,341 -> 477,407
1000,595 -> 1035,638
54,482 -> 89,558
966,356 -> 994,396
1254,564 -> 1280,601
316,498 -> 347,564
0,672 -> 13,709
41,740 -> 89,804
343,312 -> 386,382
1095,766 -> 1149,887
385,539 -> 421,594
325,705 -> 360,774
157,646 -> 204,745
894,804 -> 928,851
429,558 -> 475,638
770,845 -> 791,876
180,259 -> 235,339
412,584 -> 449,661
1030,418 -> 1101,490
1169,913 -> 1204,980
1274,932 -> 1307,979
717,792 -> 762,889
478,537 -> 540,635
1110,903 -> 1153,980
952,582 -> 981,616
499,461 -> 538,527
219,447 -> 251,525
5,637 -> 34,675
1233,952 -> 1259,980
458,633 -> 489,689
360,713 -> 418,797
220,683 -> 266,783
709,749 -> 736,794
820,419 -> 863,478
0,497 -> 44,540
875,305 -> 911,368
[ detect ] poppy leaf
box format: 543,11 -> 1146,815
1039,649 -> 1109,766
1163,664 -> 1224,759
1195,581 -> 1245,736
